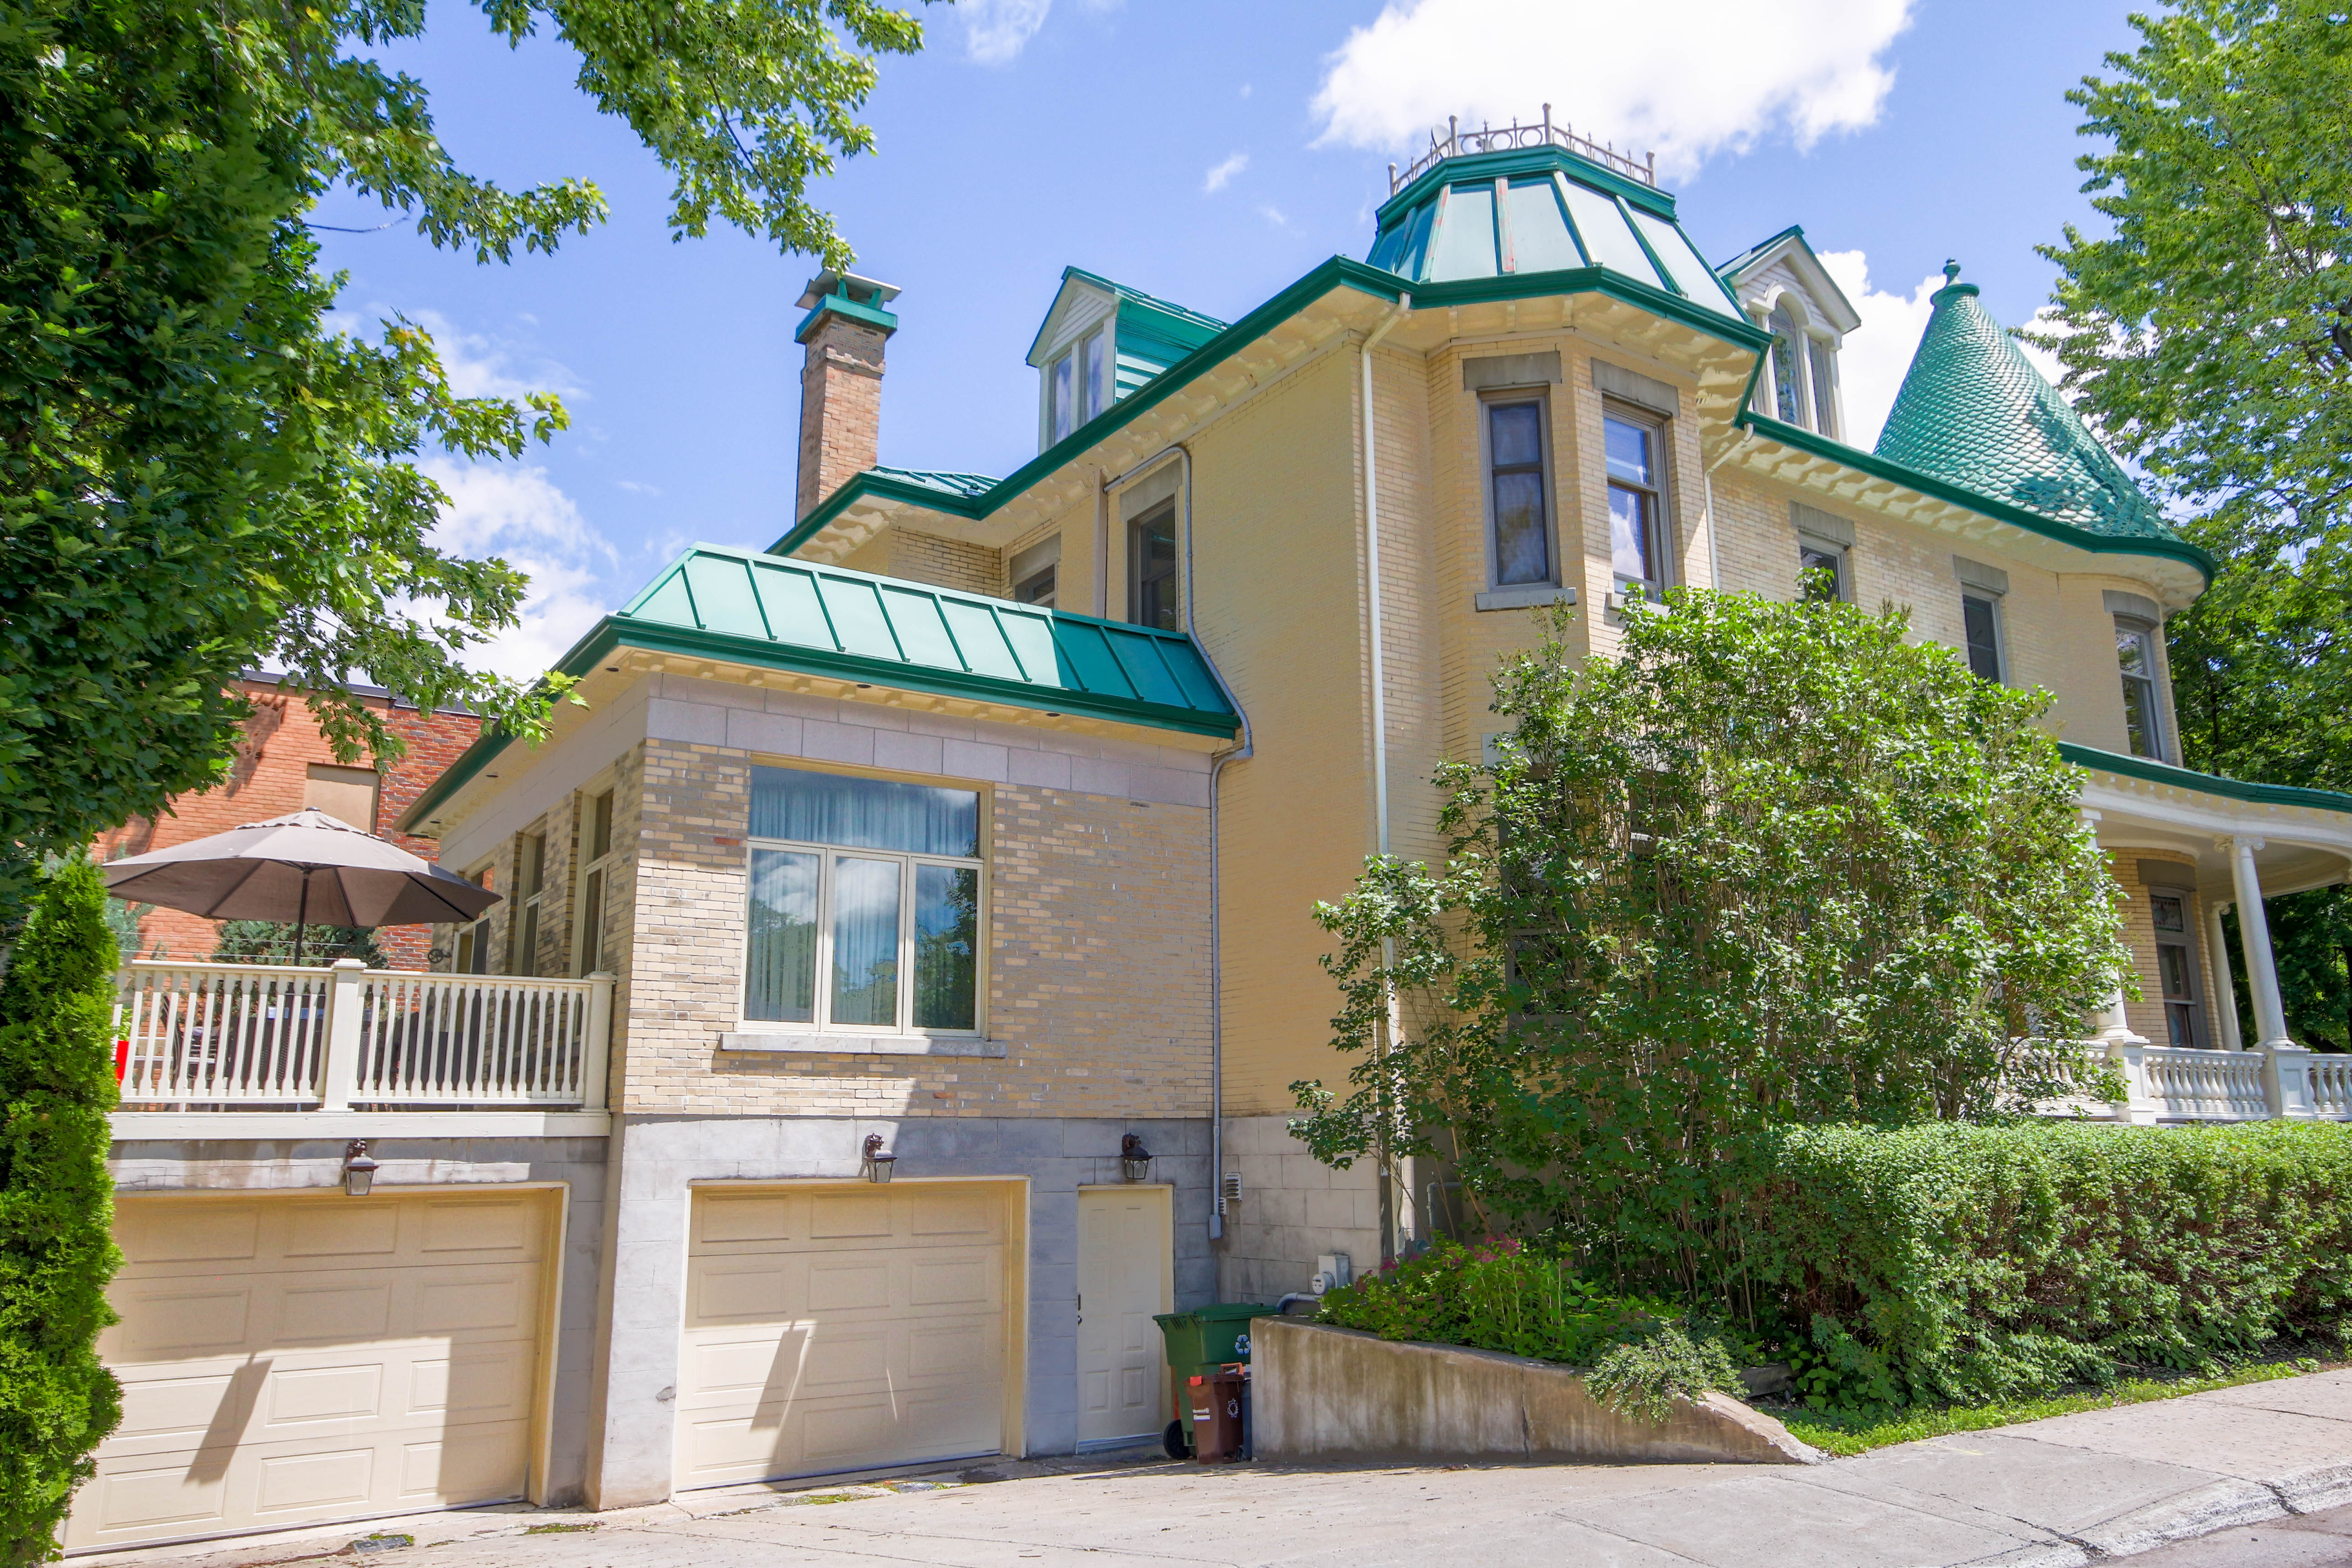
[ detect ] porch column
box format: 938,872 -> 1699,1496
2086,811 -> 2157,1123
2205,900 -> 2245,1052
2224,837 -> 2293,1050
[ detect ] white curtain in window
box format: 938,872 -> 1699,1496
745,849 -> 818,1022
830,857 -> 901,1026
752,768 -> 978,857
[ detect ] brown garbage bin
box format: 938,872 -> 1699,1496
1187,1369 -> 1246,1462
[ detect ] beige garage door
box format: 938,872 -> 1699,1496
677,1182 -> 1017,1489
69,1190 -> 554,1553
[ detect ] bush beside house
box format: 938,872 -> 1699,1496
0,859 -> 124,1563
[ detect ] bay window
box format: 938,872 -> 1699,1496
1605,406 -> 1668,598
742,766 -> 983,1035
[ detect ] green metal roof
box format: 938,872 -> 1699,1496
1025,267 -> 1229,366
622,546 -> 1238,734
1365,145 -> 1742,320
2059,743 -> 2352,815
395,547 -> 1240,831
1874,268 -> 2178,547
870,467 -> 999,502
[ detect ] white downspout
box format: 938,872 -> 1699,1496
1359,295 -> 1410,1260
1109,444 -> 1253,1242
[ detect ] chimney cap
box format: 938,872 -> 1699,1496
798,269 -> 901,310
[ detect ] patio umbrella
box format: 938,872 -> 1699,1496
102,807 -> 500,966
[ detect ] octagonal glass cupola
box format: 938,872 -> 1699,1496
1365,114 -> 1741,323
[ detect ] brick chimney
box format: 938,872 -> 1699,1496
794,270 -> 900,520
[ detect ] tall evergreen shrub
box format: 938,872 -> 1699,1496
0,858 -> 123,1562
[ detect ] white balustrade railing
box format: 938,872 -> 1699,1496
2308,1054 -> 2352,1119
2134,1045 -> 2272,1121
116,960 -> 611,1112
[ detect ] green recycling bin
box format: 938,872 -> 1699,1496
1153,1303 -> 1280,1459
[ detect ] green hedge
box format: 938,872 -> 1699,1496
1740,1121 -> 2352,1408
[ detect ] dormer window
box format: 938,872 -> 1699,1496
1769,301 -> 1804,427
1046,329 -> 1108,446
1754,294 -> 1842,439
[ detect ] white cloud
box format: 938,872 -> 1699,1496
1259,204 -> 1289,228
1239,83 -> 1253,99
420,459 -> 616,680
407,308 -> 583,403
1203,153 -> 1249,194
1816,250 -> 1940,450
963,0 -> 1051,63
615,479 -> 662,496
1311,0 -> 1915,180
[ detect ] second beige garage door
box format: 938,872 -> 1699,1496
71,1189 -> 554,1553
676,1182 -> 1019,1489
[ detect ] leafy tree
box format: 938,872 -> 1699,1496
0,857 -> 122,1562
1292,596 -> 2132,1300
2040,0 -> 2352,1049
0,0 -> 928,918
2040,0 -> 2352,555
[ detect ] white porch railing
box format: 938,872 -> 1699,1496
2106,1039 -> 2352,1124
114,959 -> 611,1111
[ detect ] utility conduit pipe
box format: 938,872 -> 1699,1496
1358,294 -> 1410,1261
1107,443 -> 1252,1241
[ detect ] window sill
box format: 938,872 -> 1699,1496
1606,590 -> 1663,615
1474,585 -> 1578,613
718,1032 -> 1007,1058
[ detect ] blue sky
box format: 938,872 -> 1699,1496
318,0 -> 2152,676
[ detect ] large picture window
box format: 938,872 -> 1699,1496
743,767 -> 983,1034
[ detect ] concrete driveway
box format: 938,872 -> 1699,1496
83,1370 -> 2352,1568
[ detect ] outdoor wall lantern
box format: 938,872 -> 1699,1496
341,1139 -> 380,1198
1120,1133 -> 1153,1183
861,1133 -> 897,1184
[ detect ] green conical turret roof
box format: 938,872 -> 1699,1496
1873,266 -> 2173,543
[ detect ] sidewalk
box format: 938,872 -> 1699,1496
82,1369 -> 2352,1568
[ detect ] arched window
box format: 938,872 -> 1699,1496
1769,300 -> 1804,426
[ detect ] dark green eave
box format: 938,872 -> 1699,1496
2059,743 -> 2352,816
396,549 -> 1240,832
1735,411 -> 2214,586
774,255 -> 1768,556
795,292 -> 898,344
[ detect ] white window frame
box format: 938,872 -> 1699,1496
1480,391 -> 1558,590
2145,881 -> 2205,1050
572,784 -> 618,977
1961,591 -> 2006,684
737,836 -> 986,1038
1602,398 -> 1673,601
1798,539 -> 1848,602
2115,617 -> 2167,762
1038,311 -> 1116,450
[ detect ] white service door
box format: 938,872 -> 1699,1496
676,1182 -> 1014,1489
72,1190 -> 552,1552
1076,1185 -> 1172,1446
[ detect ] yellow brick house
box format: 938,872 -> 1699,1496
371,118 -> 2352,1514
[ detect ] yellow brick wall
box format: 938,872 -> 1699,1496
611,737 -> 1211,1117
1188,346 -> 1378,1117
2109,849 -> 2223,1049
832,530 -> 1002,596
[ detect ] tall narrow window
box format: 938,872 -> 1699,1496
741,767 -> 984,1034
1129,501 -> 1179,630
1962,594 -> 2003,683
509,831 -> 546,975
453,867 -> 493,973
1050,350 -> 1076,444
2149,889 -> 2202,1049
1769,301 -> 1803,427
1487,400 -> 1551,586
1808,337 -> 1837,437
575,789 -> 616,976
1606,409 -> 1668,597
2116,619 -> 2165,759
1083,330 -> 1108,422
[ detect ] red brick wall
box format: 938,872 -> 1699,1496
95,679 -> 481,969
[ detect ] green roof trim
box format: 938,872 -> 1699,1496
1875,275 -> 2175,545
1025,266 -> 1229,366
1734,410 -> 2215,585
868,467 -> 999,502
776,256 -> 1771,557
1376,144 -> 1676,226
794,292 -> 898,344
397,548 -> 1240,831
2059,743 -> 2352,817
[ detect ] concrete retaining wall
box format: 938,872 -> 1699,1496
1253,1318 -> 1823,1466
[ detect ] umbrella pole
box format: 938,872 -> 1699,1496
291,871 -> 310,968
